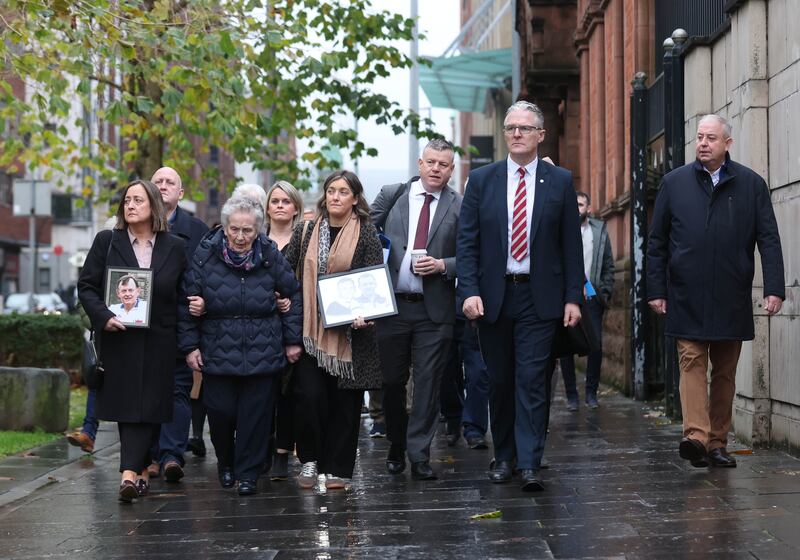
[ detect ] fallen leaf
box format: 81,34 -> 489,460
470,510 -> 502,520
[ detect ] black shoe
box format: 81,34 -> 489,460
708,447 -> 737,468
238,479 -> 257,496
186,436 -> 206,457
446,428 -> 461,447
386,445 -> 406,475
369,421 -> 386,438
487,459 -> 514,483
410,461 -> 437,480
118,480 -> 138,503
566,396 -> 579,411
163,460 -> 184,483
585,393 -> 599,409
465,434 -> 488,449
519,469 -> 544,492
271,453 -> 289,481
218,466 -> 235,489
679,438 -> 709,468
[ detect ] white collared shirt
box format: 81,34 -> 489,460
506,156 -> 538,274
704,165 -> 722,187
396,180 -> 441,294
581,221 -> 593,279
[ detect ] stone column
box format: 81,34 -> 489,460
727,0 -> 771,446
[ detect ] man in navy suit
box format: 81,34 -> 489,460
456,101 -> 583,491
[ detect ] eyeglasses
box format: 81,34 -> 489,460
502,125 -> 543,135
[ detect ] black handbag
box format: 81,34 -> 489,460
552,305 -> 601,358
82,332 -> 105,389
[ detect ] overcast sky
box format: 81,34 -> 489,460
352,0 -> 460,201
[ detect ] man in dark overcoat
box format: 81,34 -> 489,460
647,114 -> 785,469
151,167 -> 209,482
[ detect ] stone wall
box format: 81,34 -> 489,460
682,0 -> 800,452
0,367 -> 69,432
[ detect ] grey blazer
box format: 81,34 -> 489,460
371,177 -> 462,324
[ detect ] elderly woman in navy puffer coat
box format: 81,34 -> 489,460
178,197 -> 303,496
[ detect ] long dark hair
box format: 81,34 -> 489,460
114,180 -> 168,232
316,170 -> 371,224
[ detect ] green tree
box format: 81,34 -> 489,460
0,0 -> 437,196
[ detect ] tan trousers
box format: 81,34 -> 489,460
676,339 -> 743,451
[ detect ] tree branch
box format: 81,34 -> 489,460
90,74 -> 124,93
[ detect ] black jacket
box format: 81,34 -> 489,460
78,229 -> 186,423
178,227 -> 302,376
169,206 -> 209,262
284,218 -> 384,390
646,155 -> 785,340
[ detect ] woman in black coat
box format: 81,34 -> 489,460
78,180 -> 186,503
284,170 -> 383,491
179,196 -> 303,496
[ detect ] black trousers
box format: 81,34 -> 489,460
293,353 -> 363,478
202,374 -> 277,482
274,371 -> 295,451
118,422 -> 160,473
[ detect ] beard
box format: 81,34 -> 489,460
579,211 -> 589,222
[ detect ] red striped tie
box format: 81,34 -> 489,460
510,167 -> 528,261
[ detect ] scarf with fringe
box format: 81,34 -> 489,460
302,214 -> 360,379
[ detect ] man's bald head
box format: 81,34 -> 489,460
151,167 -> 183,215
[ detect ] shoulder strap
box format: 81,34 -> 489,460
295,220 -> 311,279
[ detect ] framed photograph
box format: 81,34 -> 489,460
104,267 -> 153,328
317,264 -> 398,328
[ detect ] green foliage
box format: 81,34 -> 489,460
0,429 -> 61,458
0,0 -> 441,196
0,314 -> 84,375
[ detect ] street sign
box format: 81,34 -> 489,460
12,180 -> 52,216
53,245 -> 64,256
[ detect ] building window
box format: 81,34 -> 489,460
208,187 -> 219,208
210,145 -> 219,165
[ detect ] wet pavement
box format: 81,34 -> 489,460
2,380 -> 800,559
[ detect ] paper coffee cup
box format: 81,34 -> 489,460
410,249 -> 427,274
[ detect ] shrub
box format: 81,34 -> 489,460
0,314 -> 84,384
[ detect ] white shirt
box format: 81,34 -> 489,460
581,221 -> 594,279
109,299 -> 149,325
506,156 -> 538,274
704,165 -> 722,187
396,180 -> 441,294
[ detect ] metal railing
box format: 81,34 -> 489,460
654,0 -> 728,75
646,73 -> 664,141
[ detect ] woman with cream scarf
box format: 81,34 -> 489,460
285,170 -> 383,490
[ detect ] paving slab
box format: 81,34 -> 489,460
1,379 -> 799,559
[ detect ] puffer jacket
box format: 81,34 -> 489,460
178,227 -> 302,376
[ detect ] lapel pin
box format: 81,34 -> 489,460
539,179 -> 544,183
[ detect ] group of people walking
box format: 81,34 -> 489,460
75,100 -> 785,503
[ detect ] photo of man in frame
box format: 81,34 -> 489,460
106,271 -> 151,327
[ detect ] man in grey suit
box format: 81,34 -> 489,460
371,138 -> 462,480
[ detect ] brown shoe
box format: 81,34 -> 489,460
146,461 -> 161,478
163,460 -> 184,483
66,431 -> 94,453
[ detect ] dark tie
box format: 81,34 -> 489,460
413,193 -> 433,250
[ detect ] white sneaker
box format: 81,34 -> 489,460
298,461 -> 318,489
324,475 -> 350,490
